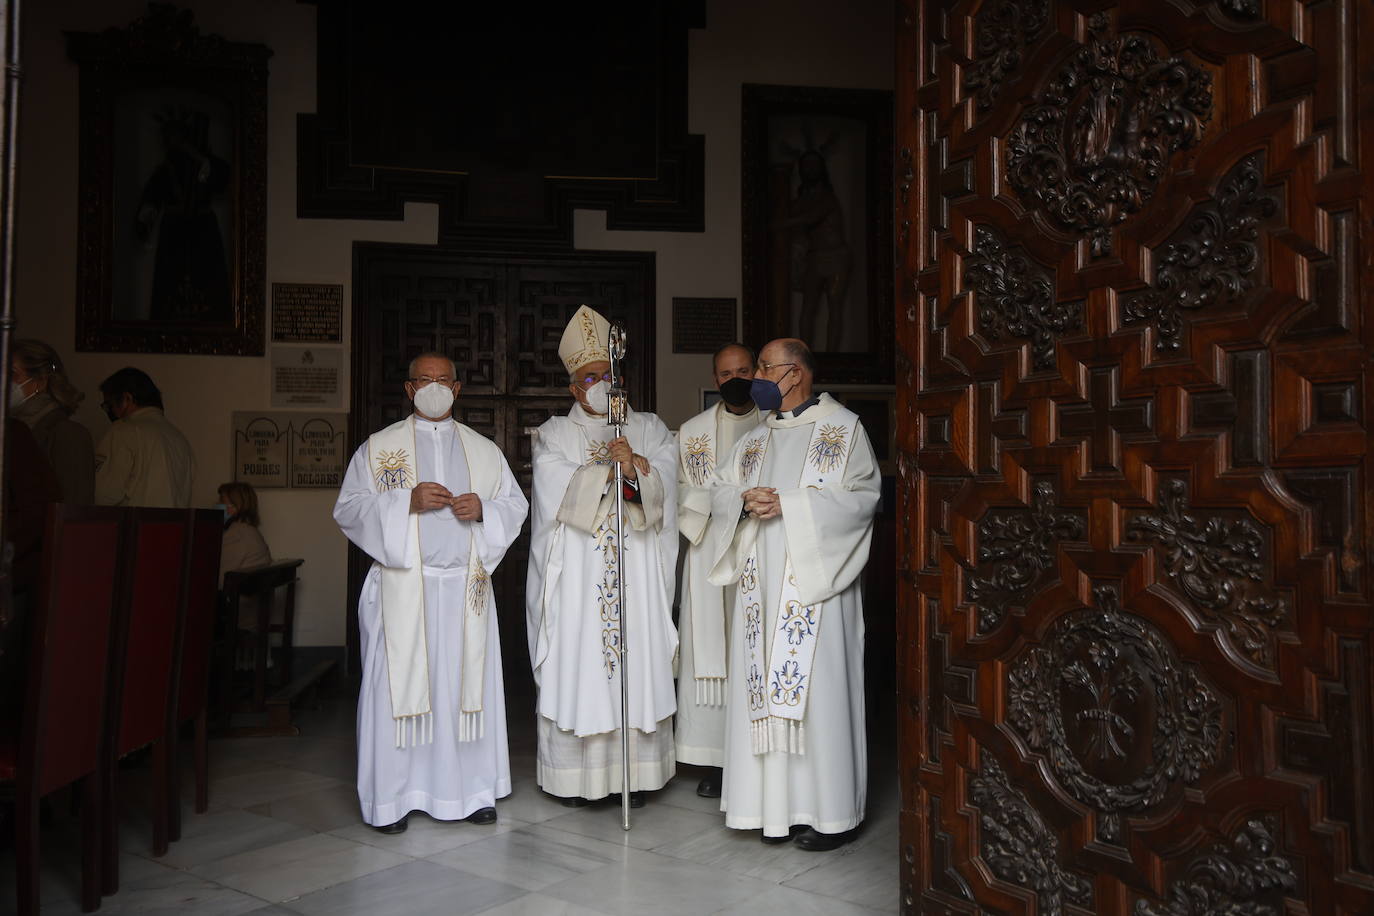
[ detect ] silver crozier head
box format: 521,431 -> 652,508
607,322 -> 628,426
609,323 -> 627,363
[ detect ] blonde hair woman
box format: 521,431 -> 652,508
10,339 -> 94,503
217,481 -> 272,586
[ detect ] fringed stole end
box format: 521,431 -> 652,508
459,709 -> 485,743
749,716 -> 805,756
694,677 -> 727,707
394,712 -> 434,750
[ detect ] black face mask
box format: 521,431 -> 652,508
718,376 -> 755,408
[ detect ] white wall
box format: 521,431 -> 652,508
16,0 -> 892,648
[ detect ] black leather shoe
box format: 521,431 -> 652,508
761,824 -> 807,845
695,768 -> 722,798
464,806 -> 497,825
793,826 -> 859,851
615,791 -> 646,808
373,814 -> 409,835
558,795 -> 592,808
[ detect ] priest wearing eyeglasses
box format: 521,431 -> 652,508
525,305 -> 680,808
333,352 -> 529,835
705,337 -> 880,850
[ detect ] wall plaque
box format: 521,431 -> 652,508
232,413 -> 290,487
271,345 -> 343,408
272,282 -> 344,342
290,415 -> 348,488
233,410 -> 348,489
672,297 -> 737,353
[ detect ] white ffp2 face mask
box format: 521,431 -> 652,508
413,382 -> 455,418
582,380 -> 611,415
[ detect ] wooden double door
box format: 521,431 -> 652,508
347,245 -> 656,696
897,1 -> 1372,913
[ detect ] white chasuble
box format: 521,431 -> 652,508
706,392 -> 880,836
334,416 -> 528,825
526,403 -> 680,798
675,402 -> 759,766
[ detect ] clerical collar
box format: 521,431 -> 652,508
775,395 -> 821,419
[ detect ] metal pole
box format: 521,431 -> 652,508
0,0 -> 23,629
607,322 -> 630,831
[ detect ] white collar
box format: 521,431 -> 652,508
413,414 -> 454,433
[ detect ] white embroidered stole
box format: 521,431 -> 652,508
577,423 -> 625,681
368,417 -> 497,748
678,408 -> 725,704
735,410 -> 858,755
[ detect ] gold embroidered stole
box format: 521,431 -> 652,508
678,406 -> 725,703
734,408 -> 858,755
368,417 -> 497,747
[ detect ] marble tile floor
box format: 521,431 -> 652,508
1,695 -> 898,914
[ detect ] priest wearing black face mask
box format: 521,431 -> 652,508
674,343 -> 760,798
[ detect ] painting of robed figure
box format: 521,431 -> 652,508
69,4 -> 270,355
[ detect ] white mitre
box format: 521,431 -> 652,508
558,304 -> 611,375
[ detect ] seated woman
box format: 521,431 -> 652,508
218,481 -> 275,667
218,480 -> 271,586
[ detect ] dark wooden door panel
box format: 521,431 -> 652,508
507,257 -> 654,401
896,1 -> 1373,913
348,246 -> 656,689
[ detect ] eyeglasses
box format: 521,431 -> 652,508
757,361 -> 796,376
576,372 -> 613,388
408,376 -> 455,386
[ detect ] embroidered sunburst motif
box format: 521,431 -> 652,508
739,436 -> 767,478
374,449 -> 412,491
808,424 -> 849,473
683,435 -> 715,486
586,440 -> 612,466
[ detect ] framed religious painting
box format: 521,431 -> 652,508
741,84 -> 894,384
68,5 -> 271,355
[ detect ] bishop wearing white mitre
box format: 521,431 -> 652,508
334,352 -> 528,834
526,305 -> 680,806
706,337 -> 880,850
674,343 -> 759,798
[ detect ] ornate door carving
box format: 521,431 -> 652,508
897,1 -> 1372,913
348,246 -> 655,689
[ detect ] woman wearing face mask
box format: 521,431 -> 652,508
217,481 -> 273,587
10,339 -> 95,504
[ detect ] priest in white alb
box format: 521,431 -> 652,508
526,305 -> 679,807
675,342 -> 759,798
706,337 -> 880,850
334,352 -> 528,834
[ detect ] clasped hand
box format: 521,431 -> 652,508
409,482 -> 483,521
742,486 -> 781,519
607,436 -> 650,481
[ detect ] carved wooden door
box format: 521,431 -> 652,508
896,1 -> 1372,913
348,246 -> 655,690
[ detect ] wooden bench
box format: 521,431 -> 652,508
217,559 -> 334,736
